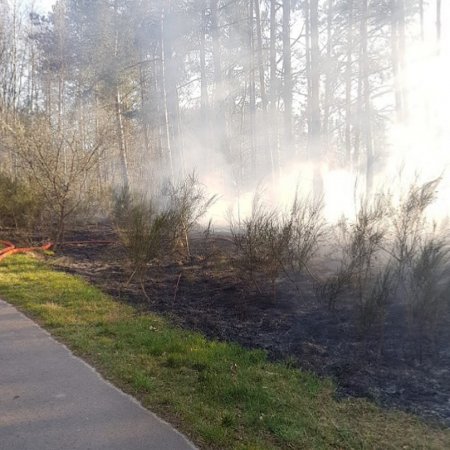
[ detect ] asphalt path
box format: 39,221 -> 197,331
0,299 -> 196,450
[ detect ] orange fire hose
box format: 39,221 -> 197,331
0,241 -> 54,261
0,239 -> 116,262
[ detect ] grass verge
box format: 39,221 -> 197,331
0,255 -> 449,449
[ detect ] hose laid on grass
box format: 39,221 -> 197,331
0,239 -> 117,262
0,241 -> 54,261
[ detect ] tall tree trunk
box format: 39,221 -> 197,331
11,0 -> 17,121
391,0 -> 407,121
210,0 -> 222,89
345,0 -> 354,165
160,8 -> 174,181
323,0 -> 334,153
254,0 -> 272,176
210,0 -> 228,157
55,1 -> 66,133
309,0 -> 321,143
254,0 -> 275,178
199,5 -> 210,163
398,0 -> 408,118
391,0 -> 403,120
163,4 -> 184,177
248,0 -> 256,169
9,0 -> 19,177
113,1 -> 129,187
304,1 -> 311,140
254,0 -> 266,111
138,53 -> 151,159
309,0 -> 323,199
200,6 -> 208,122
419,0 -> 424,41
153,54 -> 164,160
29,39 -> 36,113
46,75 -> 52,118
269,0 -> 279,173
78,83 -> 85,152
436,0 -> 442,50
282,0 -> 292,148
114,85 -> 130,189
360,0 -> 374,195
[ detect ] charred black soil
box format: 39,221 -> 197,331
52,226 -> 450,427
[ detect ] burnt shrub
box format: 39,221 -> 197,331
319,179 -> 450,360
320,196 -> 393,337
401,234 -> 450,359
390,179 -> 450,358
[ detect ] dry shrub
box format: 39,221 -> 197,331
405,237 -> 449,351
231,191 -> 324,300
113,173 -> 216,280
162,173 -> 217,258
319,178 -> 450,359
288,193 -> 325,272
6,117 -> 104,243
0,172 -> 44,237
359,263 -> 396,346
391,178 -> 440,269
231,195 -> 290,299
113,188 -> 171,280
389,178 -> 450,357
320,195 -> 393,335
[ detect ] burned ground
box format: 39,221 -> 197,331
52,226 -> 450,427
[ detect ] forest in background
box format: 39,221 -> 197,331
0,0 -> 447,229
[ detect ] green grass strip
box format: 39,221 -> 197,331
0,255 -> 449,449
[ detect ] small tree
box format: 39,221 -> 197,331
5,117 -> 104,243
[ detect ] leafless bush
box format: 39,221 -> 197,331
192,219 -> 217,263
231,195 -> 290,299
388,178 -> 450,357
113,173 -> 216,281
162,172 -> 217,258
359,264 -> 396,344
319,178 -> 450,359
231,191 -> 324,300
390,178 -> 440,270
320,195 -> 392,334
317,263 -> 353,311
402,234 -> 450,359
112,185 -> 133,229
5,117 -> 104,243
113,189 -> 170,280
288,193 -> 325,272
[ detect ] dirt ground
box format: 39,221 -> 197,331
52,225 -> 450,427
